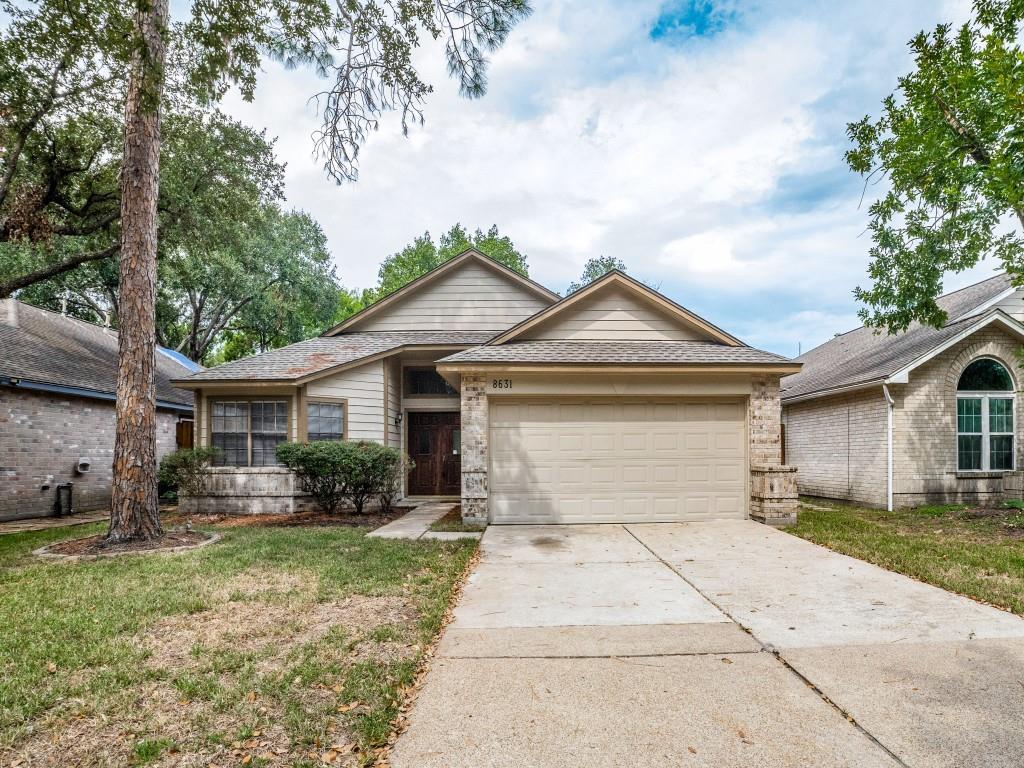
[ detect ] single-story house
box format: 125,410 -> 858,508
172,249 -> 800,525
0,299 -> 197,521
781,273 -> 1024,509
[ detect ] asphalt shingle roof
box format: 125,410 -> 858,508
438,340 -> 795,366
179,331 -> 495,382
0,300 -> 195,407
781,273 -> 1013,401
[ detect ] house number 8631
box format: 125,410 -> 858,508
492,378 -> 513,389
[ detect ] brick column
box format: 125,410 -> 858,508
747,375 -> 798,525
460,374 -> 488,527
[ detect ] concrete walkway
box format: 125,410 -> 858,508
391,521 -> 1024,768
0,511 -> 108,535
367,503 -> 481,541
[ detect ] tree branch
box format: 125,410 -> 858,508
0,243 -> 119,297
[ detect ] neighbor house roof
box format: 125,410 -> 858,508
0,299 -> 196,409
438,340 -> 798,368
174,331 -> 494,385
781,273 -> 1019,402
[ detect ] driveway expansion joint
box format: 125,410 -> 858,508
622,524 -> 913,768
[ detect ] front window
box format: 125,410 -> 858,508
956,359 -> 1015,472
307,401 -> 345,441
211,400 -> 289,466
405,367 -> 458,397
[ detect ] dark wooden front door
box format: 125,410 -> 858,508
407,412 -> 461,496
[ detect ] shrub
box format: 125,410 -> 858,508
276,441 -> 350,514
276,440 -> 412,514
157,447 -> 218,497
378,451 -> 413,513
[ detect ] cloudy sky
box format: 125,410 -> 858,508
220,0 -> 991,357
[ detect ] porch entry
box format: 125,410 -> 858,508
407,411 -> 461,496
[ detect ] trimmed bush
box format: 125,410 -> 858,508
157,447 -> 218,497
276,440 -> 412,514
378,451 -> 412,513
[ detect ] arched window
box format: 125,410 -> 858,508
956,359 -> 1015,471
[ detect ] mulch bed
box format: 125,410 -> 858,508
164,506 -> 413,532
43,529 -> 211,556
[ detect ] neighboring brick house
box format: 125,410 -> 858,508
0,300 -> 197,521
172,249 -> 801,525
782,274 -> 1024,508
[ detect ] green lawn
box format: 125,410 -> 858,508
0,519 -> 475,767
789,499 -> 1024,615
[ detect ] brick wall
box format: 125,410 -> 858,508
459,374 -> 488,526
748,375 -> 784,466
0,387 -> 180,521
782,388 -> 888,507
893,326 -> 1024,506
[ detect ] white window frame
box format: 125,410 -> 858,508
956,392 -> 1015,472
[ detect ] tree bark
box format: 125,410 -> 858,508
108,0 -> 169,543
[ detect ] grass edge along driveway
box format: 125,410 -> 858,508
789,499 -> 1024,616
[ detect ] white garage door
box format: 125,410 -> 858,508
489,398 -> 747,524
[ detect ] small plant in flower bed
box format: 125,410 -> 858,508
158,447 -> 219,498
276,441 -> 413,514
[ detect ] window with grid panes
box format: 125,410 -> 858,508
307,401 -> 345,441
956,359 -> 1014,472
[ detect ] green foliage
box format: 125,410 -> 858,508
374,223 -> 529,300
275,441 -> 412,515
847,0 -> 1024,332
566,255 -> 626,294
157,447 -> 218,497
1003,498 -> 1024,511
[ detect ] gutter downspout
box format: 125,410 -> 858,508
883,384 -> 895,512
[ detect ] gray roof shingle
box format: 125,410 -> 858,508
781,273 -> 1013,401
178,331 -> 495,382
0,300 -> 195,407
438,340 -> 795,366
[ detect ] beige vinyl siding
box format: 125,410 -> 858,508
307,360 -> 385,442
385,357 -> 401,447
892,326 -> 1024,506
522,285 -> 707,341
782,389 -> 888,507
350,260 -> 549,332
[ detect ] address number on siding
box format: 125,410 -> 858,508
491,378 -> 513,390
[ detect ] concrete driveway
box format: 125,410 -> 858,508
390,521 -> 1024,768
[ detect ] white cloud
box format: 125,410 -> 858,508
220,0 -> 981,354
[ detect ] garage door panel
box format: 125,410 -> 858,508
490,398 -> 747,524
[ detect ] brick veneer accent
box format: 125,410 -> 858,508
0,387 -> 179,521
747,375 -> 798,524
180,467 -> 319,515
459,374 -> 488,526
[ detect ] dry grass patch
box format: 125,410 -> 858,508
0,522 -> 476,768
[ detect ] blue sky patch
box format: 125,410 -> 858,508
650,0 -> 737,42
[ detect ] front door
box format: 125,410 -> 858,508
407,412 -> 461,496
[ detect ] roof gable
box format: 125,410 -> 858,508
489,271 -> 744,346
324,249 -> 559,335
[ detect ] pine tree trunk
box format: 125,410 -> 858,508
107,0 -> 169,543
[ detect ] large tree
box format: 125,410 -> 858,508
376,223 -> 528,297
565,255 -> 626,294
847,0 -> 1024,332
2,0 -> 531,541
